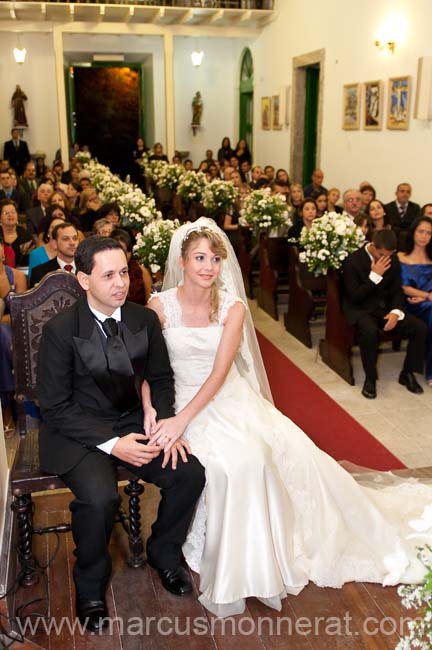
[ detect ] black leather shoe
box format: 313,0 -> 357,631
158,566 -> 193,596
399,371 -> 424,394
362,378 -> 376,399
76,599 -> 109,632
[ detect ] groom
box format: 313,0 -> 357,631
37,236 -> 205,632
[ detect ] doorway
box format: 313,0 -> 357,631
239,48 -> 254,153
66,63 -> 144,178
290,49 -> 325,186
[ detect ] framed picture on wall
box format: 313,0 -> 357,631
363,80 -> 383,130
272,95 -> 282,129
342,83 -> 360,130
387,76 -> 411,130
261,96 -> 271,130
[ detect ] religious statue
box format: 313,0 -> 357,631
192,91 -> 203,126
11,84 -> 28,127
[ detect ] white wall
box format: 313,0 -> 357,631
173,36 -> 251,166
0,32 -> 59,164
252,0 -> 432,205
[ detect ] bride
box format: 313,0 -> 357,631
144,217 -> 432,617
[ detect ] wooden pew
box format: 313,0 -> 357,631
257,233 -> 290,320
284,245 -> 326,348
9,271 -> 146,587
237,225 -> 255,298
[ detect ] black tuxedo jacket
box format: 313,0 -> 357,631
37,298 -> 174,475
18,178 -> 36,211
342,245 -> 405,326
3,139 -> 30,175
26,205 -> 46,237
384,200 -> 420,231
30,258 -> 60,287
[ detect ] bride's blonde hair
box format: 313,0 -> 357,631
181,228 -> 227,323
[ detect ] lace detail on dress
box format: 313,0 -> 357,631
218,291 -> 246,325
149,288 -> 182,329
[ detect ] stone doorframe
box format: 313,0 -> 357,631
290,48 -> 325,185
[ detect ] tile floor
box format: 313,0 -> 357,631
250,300 -> 432,469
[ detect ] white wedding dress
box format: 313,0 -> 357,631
156,287 -> 432,617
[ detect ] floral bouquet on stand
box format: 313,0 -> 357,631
202,179 -> 237,220
75,151 -> 92,165
133,218 -> 181,279
239,187 -> 292,236
145,160 -> 168,186
299,211 -> 365,276
116,189 -> 161,230
177,171 -> 208,205
156,164 -> 185,192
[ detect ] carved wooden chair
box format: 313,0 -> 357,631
9,271 -> 145,587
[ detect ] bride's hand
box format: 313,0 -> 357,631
149,415 -> 187,452
162,438 -> 192,470
143,406 -> 157,436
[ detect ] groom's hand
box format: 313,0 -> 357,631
112,433 -> 161,467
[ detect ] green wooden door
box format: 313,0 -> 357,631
239,48 -> 254,154
302,66 -> 319,187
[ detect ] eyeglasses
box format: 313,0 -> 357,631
1,210 -> 17,216
345,197 -> 361,203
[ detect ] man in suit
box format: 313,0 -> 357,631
343,188 -> 364,219
26,182 -> 53,238
18,161 -> 37,211
30,222 -> 79,287
36,236 -> 205,631
342,229 -> 427,399
0,170 -> 26,212
304,168 -> 327,198
385,183 -> 420,232
3,128 -> 30,176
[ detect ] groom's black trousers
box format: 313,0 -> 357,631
61,446 -> 205,601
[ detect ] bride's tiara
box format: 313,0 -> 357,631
182,225 -> 216,243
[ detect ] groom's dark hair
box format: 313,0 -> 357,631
75,236 -> 125,275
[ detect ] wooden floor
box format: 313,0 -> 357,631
3,481 -> 424,650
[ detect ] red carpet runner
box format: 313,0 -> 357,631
257,331 -> 405,471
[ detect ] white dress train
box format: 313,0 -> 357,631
155,288 -> 432,617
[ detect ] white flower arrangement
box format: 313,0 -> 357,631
298,211 -> 365,276
240,187 -> 292,233
85,159 -> 161,228
397,544 -> 432,650
75,151 -> 91,165
177,171 -> 208,204
202,179 -> 237,217
156,164 -> 186,192
145,160 -> 168,184
133,218 -> 181,276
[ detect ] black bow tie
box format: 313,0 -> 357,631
102,317 -> 119,338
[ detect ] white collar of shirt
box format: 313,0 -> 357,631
365,243 -> 374,262
88,305 -> 121,324
396,200 -> 407,210
56,257 -> 76,273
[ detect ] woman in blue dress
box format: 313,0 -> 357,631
398,216 -> 432,386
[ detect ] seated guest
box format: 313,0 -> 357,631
398,217 -> 432,386
184,159 -> 194,172
217,137 -> 234,165
110,229 -> 151,305
28,215 -> 65,282
208,163 -> 219,181
288,198 -> 317,244
230,170 -> 242,189
223,183 -> 251,252
342,229 -> 427,399
93,218 -> 114,237
360,184 -> 376,212
304,168 -> 327,198
78,188 -> 102,233
421,204 -> 432,218
249,165 -> 265,189
264,165 -> 275,182
0,199 -> 33,266
65,181 -> 81,213
288,183 -> 304,222
36,203 -> 83,243
35,154 -> 48,181
30,222 -> 79,287
0,169 -> 26,213
315,191 -> 328,217
366,199 -> 391,232
327,187 -> 342,214
343,189 -> 363,219
229,155 -> 239,171
149,142 -> 168,163
276,168 -> 290,185
0,234 -> 27,436
98,202 -> 121,228
385,183 -> 420,233
18,161 -> 38,211
26,182 -> 54,237
240,160 -> 252,184
354,213 -> 372,240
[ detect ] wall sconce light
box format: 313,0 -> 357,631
13,47 -> 27,63
191,50 -> 204,67
374,39 -> 395,54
